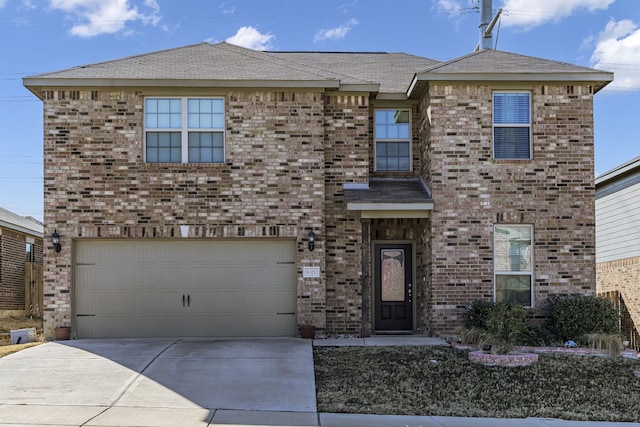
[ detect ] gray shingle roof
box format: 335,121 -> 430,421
0,206 -> 44,237
344,178 -> 433,206
408,48 -> 613,98
422,49 -> 606,74
24,43 -> 612,98
270,52 -> 439,94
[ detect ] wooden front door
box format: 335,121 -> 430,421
374,244 -> 413,331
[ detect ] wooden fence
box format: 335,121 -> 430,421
24,262 -> 43,318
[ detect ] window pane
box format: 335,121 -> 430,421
381,250 -> 405,302
188,98 -> 224,129
495,225 -> 532,272
146,98 -> 181,129
494,93 -> 530,124
496,275 -> 531,306
146,132 -> 181,163
376,142 -> 410,171
188,132 -> 223,163
494,127 -> 530,159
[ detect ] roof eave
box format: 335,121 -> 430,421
23,78 -> 343,92
407,72 -> 614,98
0,221 -> 44,238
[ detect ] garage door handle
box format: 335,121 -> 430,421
277,312 -> 295,315
182,294 -> 185,307
187,294 -> 191,307
77,314 -> 95,317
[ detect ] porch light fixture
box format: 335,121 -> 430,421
308,230 -> 315,252
52,230 -> 61,253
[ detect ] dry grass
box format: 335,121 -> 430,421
314,346 -> 640,422
0,316 -> 44,357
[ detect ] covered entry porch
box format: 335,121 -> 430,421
344,178 -> 434,336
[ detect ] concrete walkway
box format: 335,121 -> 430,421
0,336 -> 638,426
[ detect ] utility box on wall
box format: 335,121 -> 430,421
10,328 -> 37,344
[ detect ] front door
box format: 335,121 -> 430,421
374,244 -> 413,331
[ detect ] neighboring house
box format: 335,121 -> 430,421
596,156 -> 640,349
0,206 -> 44,317
23,42 -> 613,339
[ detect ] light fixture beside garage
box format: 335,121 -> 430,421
52,230 -> 61,253
308,230 -> 316,251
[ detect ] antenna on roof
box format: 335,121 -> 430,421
475,0 -> 502,51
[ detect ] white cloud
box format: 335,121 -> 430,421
219,2 -> 235,15
499,0 -> 614,29
314,18 -> 358,42
590,19 -> 640,91
226,26 -> 274,50
47,0 -> 161,37
0,0 -> 7,7
435,0 -> 465,15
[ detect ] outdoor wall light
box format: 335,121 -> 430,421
308,230 -> 316,252
52,230 -> 61,253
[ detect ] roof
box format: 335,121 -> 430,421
344,178 -> 434,218
269,51 -> 439,96
408,49 -> 613,98
24,42 -> 436,97
595,155 -> 640,188
0,206 -> 44,237
23,43 -> 613,100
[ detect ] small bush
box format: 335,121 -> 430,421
461,300 -> 527,354
462,300 -> 496,329
517,325 -> 554,347
585,333 -> 623,357
550,295 -> 619,342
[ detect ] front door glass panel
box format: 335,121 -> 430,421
381,250 -> 405,302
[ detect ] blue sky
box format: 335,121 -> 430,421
1,0 -> 639,221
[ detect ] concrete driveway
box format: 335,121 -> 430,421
0,338 -> 317,426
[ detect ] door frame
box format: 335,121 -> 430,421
372,240 -> 416,333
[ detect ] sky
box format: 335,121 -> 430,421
0,0 -> 638,222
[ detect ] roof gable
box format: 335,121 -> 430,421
408,49 -> 613,98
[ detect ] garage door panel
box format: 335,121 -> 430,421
75,239 -> 296,338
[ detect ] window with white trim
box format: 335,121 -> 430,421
375,109 -> 411,171
145,97 -> 225,163
493,92 -> 531,160
494,225 -> 533,306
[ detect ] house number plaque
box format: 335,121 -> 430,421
303,267 -> 321,278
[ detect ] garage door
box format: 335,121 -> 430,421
74,239 -> 297,338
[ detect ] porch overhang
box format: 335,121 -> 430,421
344,178 -> 434,219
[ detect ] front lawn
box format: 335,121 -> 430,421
313,346 -> 640,422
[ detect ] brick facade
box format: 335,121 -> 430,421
0,227 -> 44,312
426,84 -> 596,333
33,52 -> 603,338
597,256 -> 640,347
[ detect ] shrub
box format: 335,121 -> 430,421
516,325 -> 554,347
461,300 -> 527,354
549,295 -> 619,342
584,333 -> 623,357
462,300 -> 496,329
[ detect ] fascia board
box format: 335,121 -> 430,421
23,78 -> 342,90
347,202 -> 434,211
413,72 -> 614,83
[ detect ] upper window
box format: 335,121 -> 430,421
494,225 -> 533,306
493,92 -> 531,160
145,97 -> 225,163
375,109 -> 411,171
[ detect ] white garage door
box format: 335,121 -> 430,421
74,239 -> 297,338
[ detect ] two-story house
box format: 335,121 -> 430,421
23,42 -> 612,339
